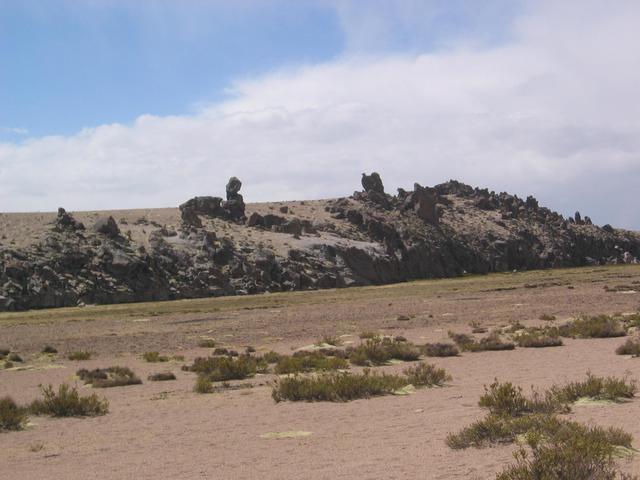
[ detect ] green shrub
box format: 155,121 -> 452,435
359,331 -> 379,339
30,384 -> 108,417
41,345 -> 58,354
194,376 -> 213,394
77,366 -> 142,388
421,343 -> 459,357
616,338 -> 640,357
478,380 -> 567,417
515,330 -> 563,348
197,339 -> 217,348
447,414 -> 554,449
274,352 -> 348,374
347,337 -> 420,366
559,315 -> 626,338
142,351 -> 169,362
496,422 -> 635,480
67,351 -> 92,361
272,369 -> 408,402
403,362 -> 451,387
550,374 -> 636,404
260,351 -> 283,364
0,397 -> 28,431
148,372 -> 176,381
183,355 -> 258,381
7,353 -> 22,362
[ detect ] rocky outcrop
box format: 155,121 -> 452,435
1,174 -> 639,312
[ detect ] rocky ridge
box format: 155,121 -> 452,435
1,174 -> 639,312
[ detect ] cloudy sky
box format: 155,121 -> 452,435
1,1 -> 639,229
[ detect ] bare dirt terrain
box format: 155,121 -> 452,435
2,264 -> 640,479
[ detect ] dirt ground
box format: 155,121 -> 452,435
2,265 -> 640,479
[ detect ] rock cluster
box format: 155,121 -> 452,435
1,173 -> 639,312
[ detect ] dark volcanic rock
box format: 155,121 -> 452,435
93,216 -> 120,238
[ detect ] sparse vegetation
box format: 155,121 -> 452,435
539,313 -> 557,321
194,376 -> 213,393
41,345 -> 58,354
7,353 -> 23,362
77,366 -> 142,388
142,351 -> 169,362
67,351 -> 92,361
403,362 -> 451,387
197,339 -> 217,348
183,355 -> 261,381
496,422 -> 636,480
316,335 -> 341,347
478,380 -> 567,417
272,369 -> 408,402
260,351 -> 283,364
449,331 -> 515,352
148,372 -> 176,381
515,329 -> 563,348
559,315 -> 626,338
347,336 -> 420,366
0,396 -> 28,431
0,348 -> 10,359
616,338 -> 640,357
549,373 -> 636,404
30,384 -> 108,417
359,331 -> 379,339
274,352 -> 348,374
421,342 -> 459,357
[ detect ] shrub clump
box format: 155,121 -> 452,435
274,352 -> 348,374
67,351 -> 92,361
148,372 -> 176,381
347,336 -> 420,366
403,362 -> 451,387
478,380 -> 568,417
194,376 -> 213,394
41,345 -> 58,354
272,369 -> 408,402
183,355 -> 261,381
30,384 -> 108,417
197,339 -> 217,348
0,396 -> 28,431
77,366 -> 142,388
496,422 -> 636,480
421,343 -> 459,357
559,315 -> 626,338
549,373 -> 636,404
142,351 -> 169,363
515,329 -> 563,348
260,351 -> 283,364
616,338 -> 640,357
449,331 -> 515,352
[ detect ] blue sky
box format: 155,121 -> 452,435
1,1 -> 640,229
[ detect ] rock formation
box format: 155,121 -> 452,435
1,173 -> 639,312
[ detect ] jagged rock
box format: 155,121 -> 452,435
246,212 -> 263,227
410,184 -> 439,225
55,208 -> 84,232
223,176 -> 246,221
361,172 -> 385,194
279,206 -> 289,214
93,216 -> 120,238
575,211 -> 583,224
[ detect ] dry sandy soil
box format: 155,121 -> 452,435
2,265 -> 640,479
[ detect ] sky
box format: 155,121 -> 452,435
1,0 -> 640,229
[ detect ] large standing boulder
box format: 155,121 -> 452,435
93,216 -> 120,238
223,176 -> 246,221
54,207 -> 85,232
360,172 -> 389,207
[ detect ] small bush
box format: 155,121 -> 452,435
183,355 -> 258,381
403,362 -> 451,387
550,374 -> 636,404
359,331 -> 379,339
41,345 -> 58,354
470,321 -> 488,334
539,313 -> 557,321
272,369 -> 408,402
7,353 -> 22,362
148,372 -> 176,381
422,343 -> 459,357
3,361 -> 13,369
198,339 -> 217,348
478,381 -> 567,417
67,351 -> 92,361
559,315 -> 626,338
448,331 -> 474,347
496,422 -> 635,480
515,330 -> 563,348
0,397 -> 28,431
142,351 -> 169,363
616,338 -> 640,357
77,366 -> 142,388
274,352 -> 348,374
194,376 -> 213,394
0,348 -> 10,359
213,347 -> 230,356
317,335 -> 341,346
450,331 -> 515,352
347,337 -> 420,366
30,384 -> 108,417
260,351 -> 283,364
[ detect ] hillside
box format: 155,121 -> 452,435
1,173 -> 639,311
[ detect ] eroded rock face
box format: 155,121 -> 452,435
55,208 -> 84,232
223,176 -> 246,221
93,216 -> 120,238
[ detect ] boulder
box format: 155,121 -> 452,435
55,208 -> 85,232
93,216 -> 120,238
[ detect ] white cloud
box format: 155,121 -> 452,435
2,1 -> 640,228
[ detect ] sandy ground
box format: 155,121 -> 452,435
2,265 -> 640,479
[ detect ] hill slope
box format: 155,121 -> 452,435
1,174 -> 638,311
